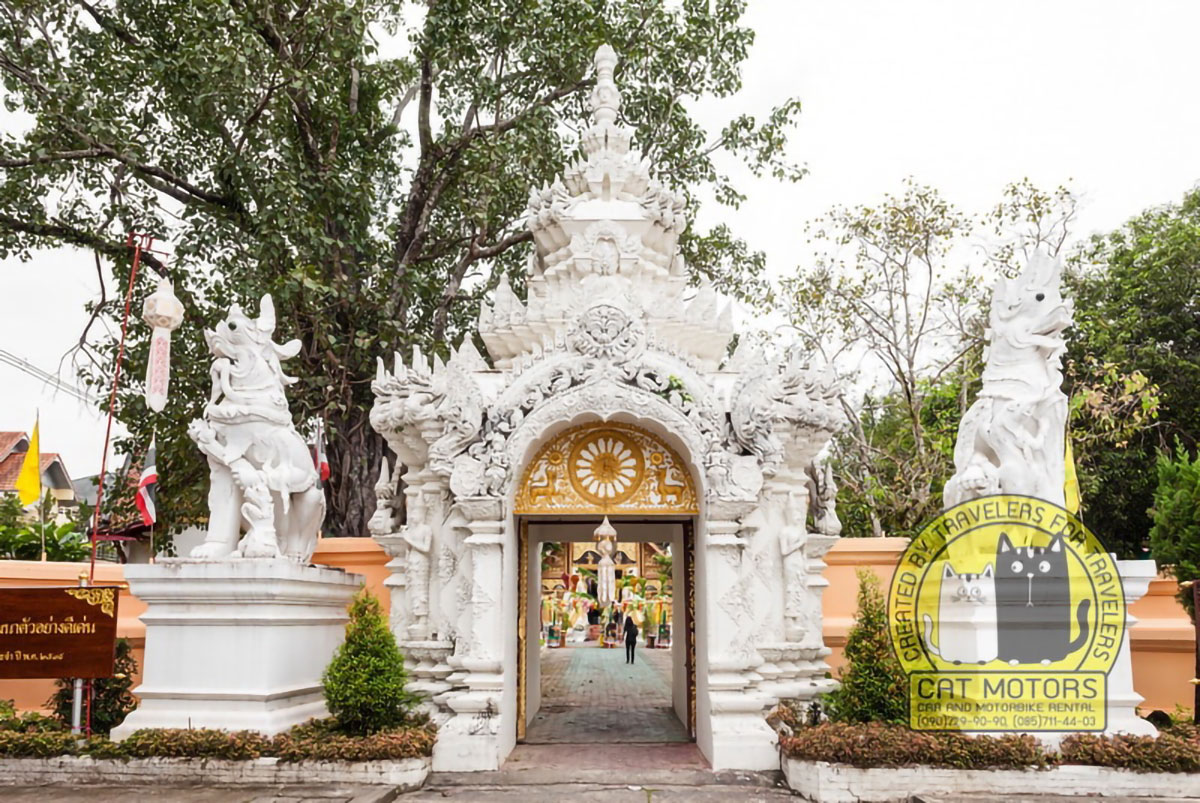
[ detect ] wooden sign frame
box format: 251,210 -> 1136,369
0,586 -> 121,679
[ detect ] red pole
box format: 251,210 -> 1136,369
88,234 -> 149,583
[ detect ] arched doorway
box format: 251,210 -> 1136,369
513,422 -> 700,746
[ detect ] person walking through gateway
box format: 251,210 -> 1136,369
624,613 -> 639,664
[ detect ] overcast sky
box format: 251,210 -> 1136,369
3,0 -> 1199,478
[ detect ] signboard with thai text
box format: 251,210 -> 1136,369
0,586 -> 120,678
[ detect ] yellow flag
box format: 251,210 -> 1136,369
1064,437 -> 1081,515
15,422 -> 41,506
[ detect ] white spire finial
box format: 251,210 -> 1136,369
590,44 -> 620,126
593,515 -> 617,541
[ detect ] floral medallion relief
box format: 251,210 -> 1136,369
514,421 -> 699,515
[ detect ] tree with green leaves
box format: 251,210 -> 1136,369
1067,187 -> 1200,555
0,0 -> 803,537
781,179 -> 989,537
322,589 -> 417,734
0,493 -> 90,561
822,569 -> 907,724
783,178 -> 1163,549
1148,443 -> 1200,616
50,637 -> 138,734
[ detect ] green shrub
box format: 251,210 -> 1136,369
822,569 -> 908,724
272,718 -> 435,761
1061,730 -> 1200,773
0,710 -> 66,734
781,722 -> 1051,769
50,638 -> 138,735
120,728 -> 272,760
1149,443 -> 1200,615
80,735 -> 128,759
322,590 -> 419,735
0,730 -> 78,758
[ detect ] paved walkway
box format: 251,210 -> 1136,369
526,643 -> 688,744
540,643 -> 672,708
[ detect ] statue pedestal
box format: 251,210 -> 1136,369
111,559 -> 361,739
1106,559 -> 1159,738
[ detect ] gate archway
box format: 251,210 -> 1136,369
515,422 -> 699,516
515,421 -> 699,744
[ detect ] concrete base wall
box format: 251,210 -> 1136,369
0,756 -> 429,788
783,758 -> 1200,802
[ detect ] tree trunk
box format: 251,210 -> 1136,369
323,409 -> 385,538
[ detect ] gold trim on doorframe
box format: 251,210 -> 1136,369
514,422 -> 698,515
517,518 -> 529,742
684,519 -> 697,739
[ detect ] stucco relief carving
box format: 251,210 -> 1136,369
401,493 -> 435,639
365,43 -> 844,772
727,340 -> 841,476
514,422 -> 698,515
188,294 -> 325,562
370,342 -> 484,473
567,301 -> 645,361
778,489 -> 811,642
945,249 -> 1074,508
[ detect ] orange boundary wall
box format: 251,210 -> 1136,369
1,537 -> 1192,715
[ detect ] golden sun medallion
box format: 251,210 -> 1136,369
568,430 -> 644,506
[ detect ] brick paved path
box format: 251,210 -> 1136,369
526,643 -> 688,743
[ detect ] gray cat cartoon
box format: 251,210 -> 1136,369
995,532 -> 1091,665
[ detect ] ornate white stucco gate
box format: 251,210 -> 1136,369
368,44 -> 844,772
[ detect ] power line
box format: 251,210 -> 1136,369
0,349 -> 98,406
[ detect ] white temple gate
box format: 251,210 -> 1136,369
369,44 -> 844,772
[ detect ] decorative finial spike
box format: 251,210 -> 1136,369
590,44 -> 620,126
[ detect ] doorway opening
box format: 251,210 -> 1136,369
517,517 -> 695,745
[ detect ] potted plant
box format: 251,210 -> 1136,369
645,606 -> 659,648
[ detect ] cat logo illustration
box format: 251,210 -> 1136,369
888,495 -> 1125,732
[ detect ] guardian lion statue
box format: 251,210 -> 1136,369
944,250 -> 1075,508
188,294 -> 325,561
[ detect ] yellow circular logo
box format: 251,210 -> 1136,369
888,495 -> 1125,731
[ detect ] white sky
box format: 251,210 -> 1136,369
3,0 -> 1199,478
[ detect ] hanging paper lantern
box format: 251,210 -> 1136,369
141,278 -> 184,412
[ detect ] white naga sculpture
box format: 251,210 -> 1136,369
944,250 -> 1075,508
188,294 -> 326,561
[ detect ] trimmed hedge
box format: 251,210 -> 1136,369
781,721 -> 1200,773
782,722 -> 1049,769
0,730 -> 79,758
1060,729 -> 1200,774
273,718 -> 436,761
120,728 -> 272,760
0,718 -> 435,762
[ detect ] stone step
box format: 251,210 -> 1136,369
429,743 -> 783,788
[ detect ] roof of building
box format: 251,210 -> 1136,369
0,431 -> 73,495
0,431 -> 28,462
0,451 -> 70,491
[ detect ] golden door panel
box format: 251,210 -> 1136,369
514,422 -> 698,515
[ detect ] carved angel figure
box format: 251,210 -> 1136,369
778,489 -> 809,642
944,250 -> 1075,508
188,295 -> 325,561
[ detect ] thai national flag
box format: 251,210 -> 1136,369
136,436 -> 157,526
314,420 -> 331,487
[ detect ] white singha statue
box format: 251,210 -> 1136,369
944,250 -> 1075,508
188,294 -> 325,561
